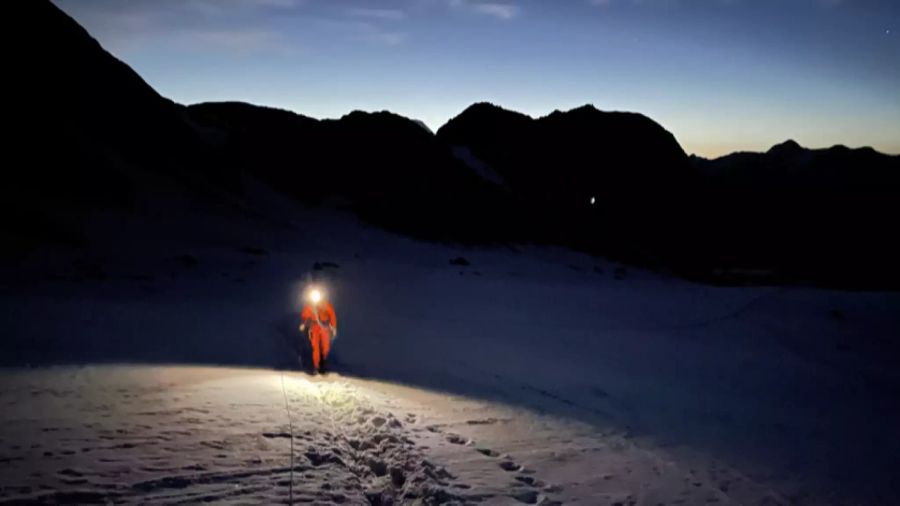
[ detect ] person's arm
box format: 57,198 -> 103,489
299,305 -> 311,331
327,304 -> 337,329
327,303 -> 337,337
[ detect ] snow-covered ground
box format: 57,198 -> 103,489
2,193 -> 899,504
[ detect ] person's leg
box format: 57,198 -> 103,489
321,331 -> 331,370
309,327 -> 321,371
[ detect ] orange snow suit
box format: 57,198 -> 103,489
300,301 -> 337,371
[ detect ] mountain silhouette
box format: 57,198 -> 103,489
186,103 -> 516,242
8,0 -> 900,288
7,1 -> 238,251
436,102 -> 700,260
692,141 -> 900,287
437,102 -> 693,203
694,140 -> 899,190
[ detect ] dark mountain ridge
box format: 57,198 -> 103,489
8,0 -> 900,288
690,141 -> 900,287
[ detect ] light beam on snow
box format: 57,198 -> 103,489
278,374 -> 321,394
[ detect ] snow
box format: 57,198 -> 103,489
450,146 -> 508,187
2,191 -> 900,504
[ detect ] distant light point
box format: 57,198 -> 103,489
590,196 -> 596,205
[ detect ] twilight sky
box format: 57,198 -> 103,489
55,0 -> 899,157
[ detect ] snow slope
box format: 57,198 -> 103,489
2,197 -> 899,504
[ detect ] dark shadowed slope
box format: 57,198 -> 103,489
691,141 -> 900,287
6,1 -> 239,253
6,1 -> 513,255
436,102 -> 704,267
186,103 -> 518,243
437,102 -> 694,206
437,102 -> 900,287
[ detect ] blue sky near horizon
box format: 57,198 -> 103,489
55,0 -> 899,157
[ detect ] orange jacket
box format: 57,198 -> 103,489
301,301 -> 337,329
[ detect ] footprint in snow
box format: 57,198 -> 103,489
515,475 -> 541,487
446,434 -> 470,445
499,461 -> 523,472
367,458 -> 388,477
510,489 -> 541,504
